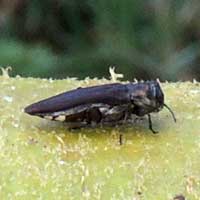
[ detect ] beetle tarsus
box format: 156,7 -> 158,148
148,114 -> 158,134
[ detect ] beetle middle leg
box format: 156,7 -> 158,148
147,114 -> 158,134
102,106 -> 131,145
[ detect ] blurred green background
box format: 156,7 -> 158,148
0,0 -> 200,81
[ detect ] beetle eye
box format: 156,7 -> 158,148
147,83 -> 156,100
156,85 -> 164,105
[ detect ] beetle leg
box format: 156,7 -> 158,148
119,133 -> 123,145
147,114 -> 158,134
86,107 -> 102,125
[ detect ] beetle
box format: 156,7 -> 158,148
24,80 -> 176,135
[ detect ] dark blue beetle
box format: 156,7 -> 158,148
25,81 -> 176,134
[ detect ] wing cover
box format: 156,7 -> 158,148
25,83 -> 130,115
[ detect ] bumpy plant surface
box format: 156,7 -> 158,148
0,72 -> 200,199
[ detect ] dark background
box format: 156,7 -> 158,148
0,0 -> 200,81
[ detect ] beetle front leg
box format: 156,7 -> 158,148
147,114 -> 158,134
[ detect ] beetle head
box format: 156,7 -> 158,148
147,81 -> 164,111
130,81 -> 176,122
129,81 -> 164,116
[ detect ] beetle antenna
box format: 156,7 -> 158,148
163,104 -> 176,122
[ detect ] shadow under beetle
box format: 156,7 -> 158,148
25,81 -> 176,141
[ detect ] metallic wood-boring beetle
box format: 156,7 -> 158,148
24,81 -> 176,134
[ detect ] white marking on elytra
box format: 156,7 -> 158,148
40,103 -> 111,122
53,103 -> 109,116
44,116 -> 53,120
55,115 -> 66,122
